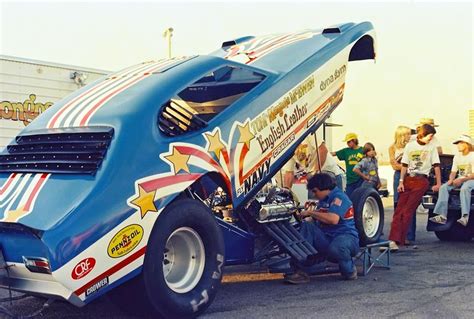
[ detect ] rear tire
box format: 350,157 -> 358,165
109,199 -> 225,318
350,187 -> 384,246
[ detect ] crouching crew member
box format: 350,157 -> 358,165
284,173 -> 359,284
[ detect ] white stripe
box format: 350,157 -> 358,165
0,174 -> 32,220
0,173 -> 23,202
73,60 -> 177,127
55,62 -> 161,128
48,62 -> 156,128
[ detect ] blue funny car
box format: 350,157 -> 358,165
0,22 -> 380,318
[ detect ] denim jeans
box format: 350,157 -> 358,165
433,180 -> 474,217
346,179 -> 363,198
299,221 -> 359,276
393,170 -> 416,242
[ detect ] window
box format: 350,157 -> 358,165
159,66 -> 265,136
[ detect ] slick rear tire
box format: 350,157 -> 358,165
350,187 -> 384,246
109,199 -> 225,318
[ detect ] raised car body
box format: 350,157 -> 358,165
0,22 -> 376,316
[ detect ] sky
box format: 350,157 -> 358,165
1,0 -> 472,161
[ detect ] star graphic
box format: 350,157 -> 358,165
130,185 -> 158,218
4,205 -> 27,222
205,130 -> 226,158
237,122 -> 255,148
164,147 -> 191,174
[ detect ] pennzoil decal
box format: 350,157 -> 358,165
107,224 -> 143,258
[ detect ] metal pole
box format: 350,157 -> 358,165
163,27 -> 174,58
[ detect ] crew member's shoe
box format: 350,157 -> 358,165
429,215 -> 447,224
284,271 -> 310,284
380,240 -> 399,252
342,267 -> 358,281
457,215 -> 469,227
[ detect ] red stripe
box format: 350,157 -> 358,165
78,60 -> 173,126
24,173 -> 49,211
48,80 -> 111,128
141,173 -> 203,192
75,246 -> 147,296
0,173 -> 17,195
79,74 -> 150,126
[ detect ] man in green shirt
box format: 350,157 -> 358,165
332,133 -> 364,197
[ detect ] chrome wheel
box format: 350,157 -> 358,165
163,227 -> 205,293
362,196 -> 380,238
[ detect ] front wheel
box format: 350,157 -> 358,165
350,187 -> 384,246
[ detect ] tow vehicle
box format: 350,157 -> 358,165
0,22 -> 381,318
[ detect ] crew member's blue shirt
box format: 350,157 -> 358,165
317,187 -> 359,240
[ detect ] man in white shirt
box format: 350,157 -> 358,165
429,134 -> 474,226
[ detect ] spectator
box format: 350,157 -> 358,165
429,134 -> 474,226
353,142 -> 381,190
388,125 -> 416,245
313,141 -> 345,190
332,132 -> 364,197
412,118 -> 443,154
386,124 -> 441,251
284,173 -> 359,284
281,135 -> 317,189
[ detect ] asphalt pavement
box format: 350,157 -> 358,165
1,198 -> 474,318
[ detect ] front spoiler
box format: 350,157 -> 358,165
0,263 -> 84,307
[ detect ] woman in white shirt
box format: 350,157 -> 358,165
387,124 -> 441,251
430,135 -> 474,226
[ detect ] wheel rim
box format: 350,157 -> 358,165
163,227 -> 205,294
362,196 -> 380,238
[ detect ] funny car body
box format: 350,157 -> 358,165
0,22 -> 380,318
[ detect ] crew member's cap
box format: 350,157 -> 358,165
343,133 -> 358,142
417,118 -> 439,127
453,134 -> 473,145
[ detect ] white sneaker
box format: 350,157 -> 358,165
429,215 -> 447,224
457,215 -> 469,227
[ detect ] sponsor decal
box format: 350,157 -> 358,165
320,65 -> 346,91
85,276 -> 109,297
107,224 -> 144,258
72,257 -> 96,280
237,158 -> 271,196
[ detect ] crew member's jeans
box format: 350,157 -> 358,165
433,180 -> 474,217
393,170 -> 416,242
346,179 -> 363,198
300,221 -> 359,276
389,175 -> 429,244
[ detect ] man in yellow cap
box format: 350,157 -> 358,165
332,133 -> 364,197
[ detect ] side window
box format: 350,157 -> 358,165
159,66 -> 265,136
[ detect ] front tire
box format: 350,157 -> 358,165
350,187 -> 384,246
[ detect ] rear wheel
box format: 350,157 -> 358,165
109,199 -> 224,318
350,187 -> 384,246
